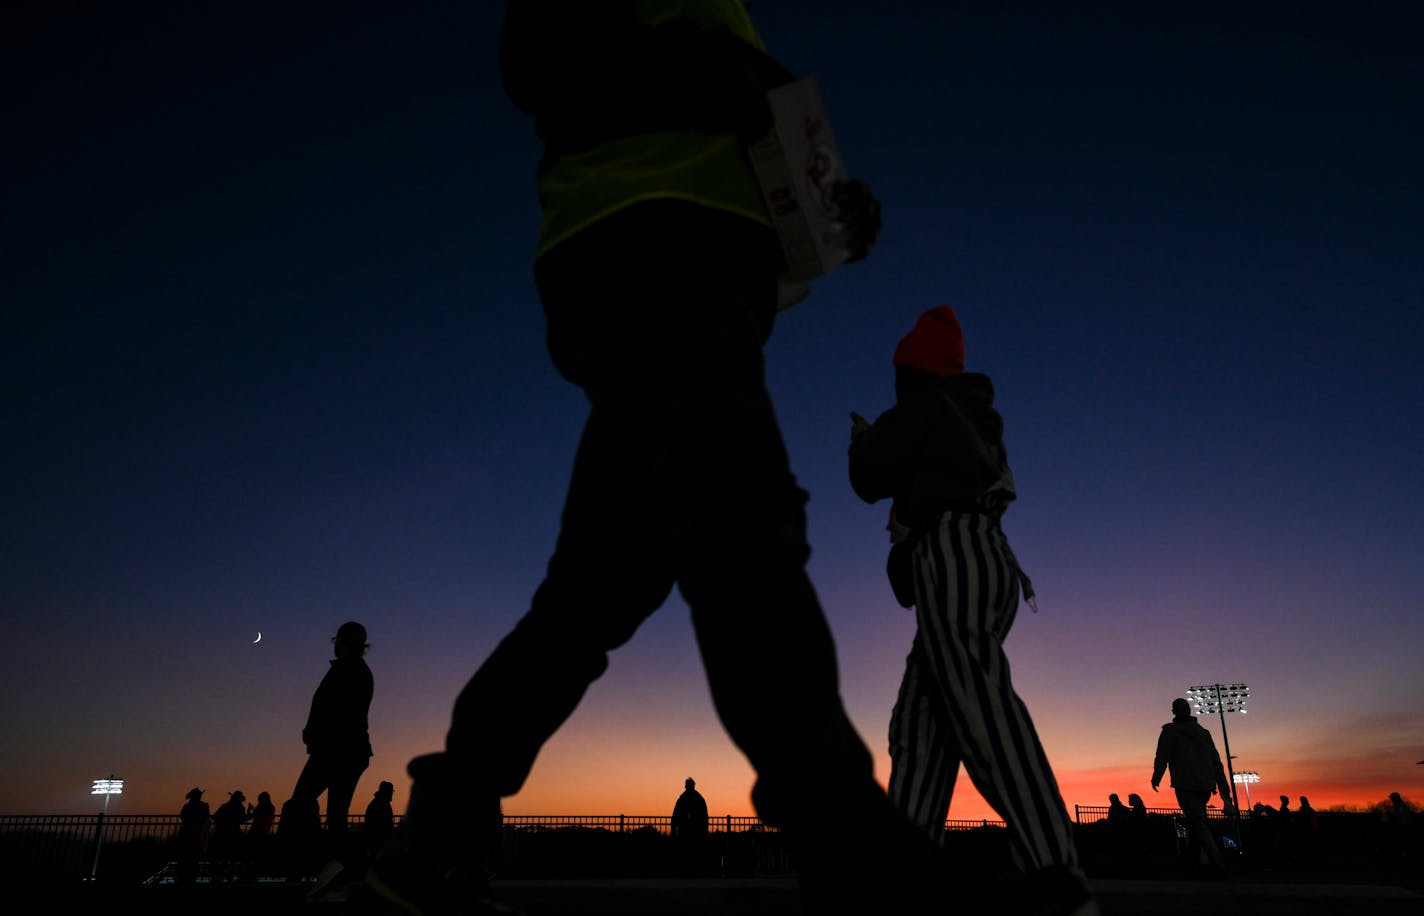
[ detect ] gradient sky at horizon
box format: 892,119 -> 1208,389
4,2 -> 1422,822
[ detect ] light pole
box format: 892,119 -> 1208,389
1186,683 -> 1249,811
89,776 -> 123,881
1233,771 -> 1260,810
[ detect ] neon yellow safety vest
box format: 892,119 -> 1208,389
534,0 -> 773,259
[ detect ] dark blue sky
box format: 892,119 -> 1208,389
4,2 -> 1421,817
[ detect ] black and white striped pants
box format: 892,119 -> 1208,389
887,510 -> 1079,871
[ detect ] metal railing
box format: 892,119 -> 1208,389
1074,804 -> 1239,825
0,811 -> 1007,885
500,814 -> 1004,834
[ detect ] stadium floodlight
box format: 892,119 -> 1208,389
91,777 -> 124,800
1186,683 -> 1250,715
1233,770 -> 1261,809
1187,683 -> 1250,811
88,775 -> 123,880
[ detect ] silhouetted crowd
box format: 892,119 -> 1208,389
1093,788 -> 1421,879
171,781 -> 396,885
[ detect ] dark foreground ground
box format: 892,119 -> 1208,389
19,873 -> 1424,916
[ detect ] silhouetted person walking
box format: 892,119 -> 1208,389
1152,697 -> 1232,878
291,620 -> 373,887
364,781 -> 396,865
175,788 -> 210,885
672,777 -> 710,876
360,5 -> 985,916
848,305 -> 1092,911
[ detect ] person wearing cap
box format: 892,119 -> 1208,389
211,790 -> 250,882
175,787 -> 210,885
363,780 -> 397,864
849,306 -> 1093,912
290,620 -> 374,878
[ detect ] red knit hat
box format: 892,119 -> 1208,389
892,305 -> 964,376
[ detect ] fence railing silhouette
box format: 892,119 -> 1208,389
0,811 -> 1008,885
1074,804 -> 1238,825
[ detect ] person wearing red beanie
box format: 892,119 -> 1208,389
850,307 -> 1095,915
891,305 -> 965,377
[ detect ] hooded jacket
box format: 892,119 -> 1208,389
1153,715 -> 1231,795
849,367 -> 1016,532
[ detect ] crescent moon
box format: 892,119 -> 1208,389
253,632 -> 262,644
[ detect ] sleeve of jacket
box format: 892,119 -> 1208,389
1152,726 -> 1171,785
848,405 -> 920,504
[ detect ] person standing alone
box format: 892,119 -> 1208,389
291,620 -> 374,887
671,777 -> 710,876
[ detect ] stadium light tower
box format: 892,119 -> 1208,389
1233,770 -> 1261,809
1186,683 -> 1249,811
89,775 -> 123,881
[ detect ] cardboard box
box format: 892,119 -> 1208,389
748,77 -> 850,286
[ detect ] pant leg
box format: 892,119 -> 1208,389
441,202 -> 931,897
1174,789 -> 1227,872
888,631 -> 961,842
291,754 -> 330,808
325,756 -> 368,865
444,202 -> 783,789
912,512 -> 1078,870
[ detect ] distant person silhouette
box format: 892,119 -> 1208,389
1248,802 -> 1279,865
211,790 -> 250,882
249,790 -> 277,836
1106,794 -> 1132,874
1152,697 -> 1232,878
671,777 -> 710,876
1384,792 -> 1415,854
1126,792 -> 1151,871
248,790 -> 277,870
1296,796 -> 1319,859
848,305 -> 1094,912
175,787 -> 210,885
361,5 -> 973,916
277,794 -> 322,881
1386,792 -> 1414,823
290,621 -> 373,885
364,781 -> 396,864
1276,794 -> 1295,859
